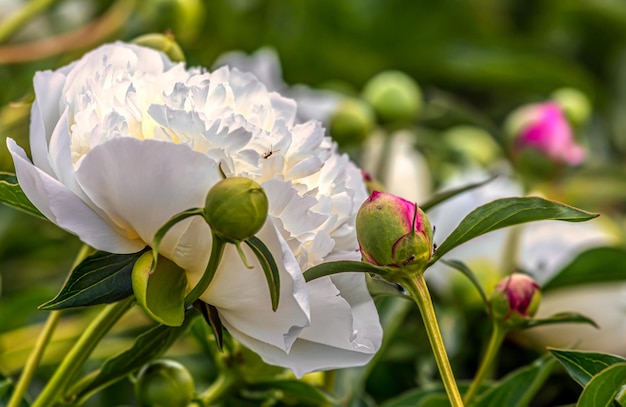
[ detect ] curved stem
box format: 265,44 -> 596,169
403,273 -> 464,407
463,322 -> 507,406
0,0 -> 60,43
32,297 -> 134,407
7,311 -> 61,407
185,233 -> 226,307
7,244 -> 92,407
197,372 -> 238,406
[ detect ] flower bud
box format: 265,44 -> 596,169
551,87 -> 591,127
356,191 -> 433,272
362,71 -> 422,124
329,97 -> 375,146
490,273 -> 541,326
134,359 -> 194,407
505,102 -> 585,167
204,177 -> 269,242
131,33 -> 185,63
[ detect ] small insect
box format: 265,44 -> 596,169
262,145 -> 280,159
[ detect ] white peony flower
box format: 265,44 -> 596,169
7,42 -> 382,377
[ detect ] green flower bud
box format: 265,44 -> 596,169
356,191 -> 433,274
134,359 -> 194,407
329,97 -> 375,146
132,33 -> 186,63
490,273 -> 541,327
204,177 -> 269,242
551,87 -> 591,127
362,70 -> 422,124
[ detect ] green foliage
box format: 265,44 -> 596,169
576,363 -> 626,407
40,249 -> 147,310
0,172 -> 44,220
245,236 -> 281,312
549,348 -> 626,388
428,197 -> 598,265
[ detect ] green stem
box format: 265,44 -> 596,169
32,297 -> 134,407
0,0 -> 60,43
7,311 -> 61,407
7,245 -> 92,407
197,372 -> 238,406
184,233 -> 226,307
463,322 -> 507,406
403,273 -> 464,407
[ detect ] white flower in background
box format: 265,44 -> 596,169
427,167 -> 624,355
7,42 -> 382,377
213,47 -> 341,124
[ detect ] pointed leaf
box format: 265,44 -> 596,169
245,236 -> 280,311
420,175 -> 497,211
543,247 -> 626,291
40,249 -> 148,310
522,312 -> 598,330
429,197 -> 598,265
132,252 -> 187,326
474,355 -> 556,407
441,259 -> 489,309
0,172 -> 45,219
195,300 -> 224,351
304,260 -> 391,282
549,348 -> 626,388
73,309 -> 200,404
576,363 -> 626,407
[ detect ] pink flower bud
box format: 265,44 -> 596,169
490,273 -> 541,325
509,102 -> 585,166
356,191 -> 433,272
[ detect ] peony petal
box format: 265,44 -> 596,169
199,221 -> 310,352
30,70 -> 69,176
223,273 -> 381,378
74,138 -> 221,246
7,138 -> 144,253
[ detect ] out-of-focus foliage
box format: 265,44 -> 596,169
2,1 -> 626,406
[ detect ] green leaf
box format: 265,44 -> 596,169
420,175 -> 497,212
132,252 -> 187,326
365,274 -> 409,298
303,260 -> 391,282
522,312 -> 598,330
543,247 -> 626,291
245,236 -> 280,311
194,300 -> 224,351
441,259 -> 489,310
249,380 -> 337,405
72,309 -> 200,404
429,197 -> 598,265
40,249 -> 148,310
549,348 -> 626,388
576,363 -> 626,407
0,172 -> 45,219
474,355 -> 556,407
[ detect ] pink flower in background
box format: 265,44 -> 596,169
512,102 -> 585,165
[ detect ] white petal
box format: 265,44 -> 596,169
7,138 -> 143,253
74,138 -> 221,246
224,273 -> 381,378
200,222 -> 310,352
30,70 -> 68,176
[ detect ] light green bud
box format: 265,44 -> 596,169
204,177 -> 268,242
329,97 -> 375,146
362,70 -> 422,124
134,359 -> 194,407
132,33 -> 186,63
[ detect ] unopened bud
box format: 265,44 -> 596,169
204,177 -> 268,242
330,97 -> 375,146
132,33 -> 186,63
362,71 -> 422,124
490,273 -> 541,326
356,191 -> 433,273
134,359 -> 194,407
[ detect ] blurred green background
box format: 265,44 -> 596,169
2,1 -> 626,406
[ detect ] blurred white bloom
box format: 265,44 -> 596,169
7,42 -> 382,377
213,47 -> 341,123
